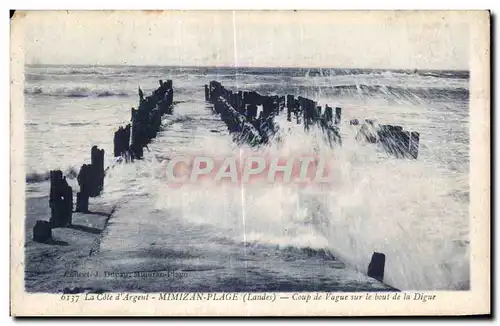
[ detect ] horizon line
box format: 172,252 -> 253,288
25,63 -> 469,72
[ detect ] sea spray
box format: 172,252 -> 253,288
146,121 -> 469,290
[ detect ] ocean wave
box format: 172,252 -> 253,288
172,115 -> 195,123
329,84 -> 469,101
26,166 -> 79,184
196,67 -> 470,80
52,122 -> 94,127
24,86 -> 130,98
25,73 -> 46,81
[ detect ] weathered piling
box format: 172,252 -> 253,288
356,121 -> 420,159
286,94 -> 294,110
247,104 -> 258,121
237,91 -> 244,113
410,132 -> 420,159
138,86 -> 144,101
131,107 -> 136,122
378,125 -> 414,159
262,96 -> 273,118
356,121 -> 378,143
209,81 -> 223,103
76,164 -> 92,213
207,81 -> 272,146
367,252 -> 386,283
33,220 -> 52,243
165,79 -> 173,106
114,127 -> 123,157
73,146 -> 105,214
75,191 -> 89,213
49,170 -> 73,228
113,125 -> 131,158
335,107 -> 342,124
299,97 -> 315,130
90,146 -> 105,197
124,124 -> 131,154
130,79 -> 174,159
278,96 -> 285,111
323,105 -> 333,123
216,96 -> 263,145
318,108 -> 342,147
204,85 -> 210,101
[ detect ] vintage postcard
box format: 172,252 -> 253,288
10,10 -> 490,316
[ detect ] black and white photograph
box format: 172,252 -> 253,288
10,10 -> 490,316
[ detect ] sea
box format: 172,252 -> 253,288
24,64 -> 470,291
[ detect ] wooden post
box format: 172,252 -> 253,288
49,170 -> 73,227
335,107 -> 342,124
367,252 -> 385,282
236,91 -> 242,112
410,132 -> 420,159
114,127 -> 123,157
76,192 -> 89,213
166,80 -> 173,106
33,220 -> 52,243
399,131 -> 411,158
324,105 -> 333,123
124,124 -> 131,155
138,86 -> 144,102
279,96 -> 285,111
243,91 -> 249,105
76,164 -> 92,213
131,107 -> 136,122
62,179 -> 73,225
90,146 -> 105,196
204,85 -> 210,101
49,170 -> 62,226
286,95 -> 294,111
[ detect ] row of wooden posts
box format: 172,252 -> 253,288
204,81 -> 343,147
34,145 -> 106,242
33,80 -> 175,243
114,80 -> 174,160
205,80 -> 419,160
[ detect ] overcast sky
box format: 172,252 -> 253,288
20,11 -> 470,70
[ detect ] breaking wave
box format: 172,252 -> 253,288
24,86 -> 130,98
329,84 -> 469,101
26,166 -> 79,184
